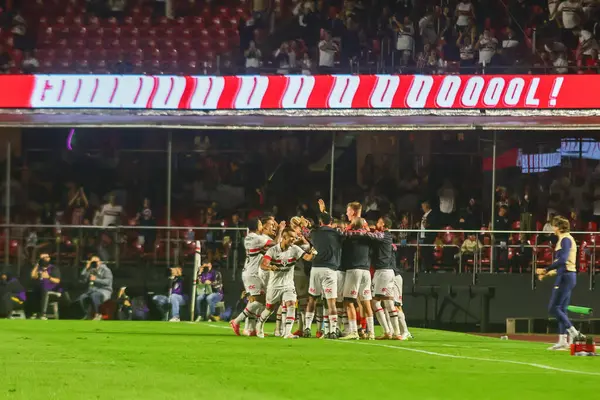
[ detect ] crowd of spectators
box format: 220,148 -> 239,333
4,130 -> 600,277
0,0 -> 600,74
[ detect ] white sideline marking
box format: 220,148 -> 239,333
337,341 -> 600,376
206,324 -> 599,376
10,360 -> 115,366
208,324 -> 233,330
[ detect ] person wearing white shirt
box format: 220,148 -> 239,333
244,41 -> 262,74
393,15 -> 414,64
438,179 -> 456,217
318,31 -> 338,72
557,0 -> 583,30
99,195 -> 123,227
475,29 -> 498,66
455,0 -> 475,31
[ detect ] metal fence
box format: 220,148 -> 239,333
3,224 -> 597,291
389,228 -> 598,292
1,224 -> 247,278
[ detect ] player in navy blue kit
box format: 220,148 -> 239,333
536,216 -> 585,350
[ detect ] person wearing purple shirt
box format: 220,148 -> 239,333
152,267 -> 186,322
30,253 -> 61,320
195,262 -> 224,322
1,271 -> 26,318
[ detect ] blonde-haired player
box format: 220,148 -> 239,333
537,215 -> 585,350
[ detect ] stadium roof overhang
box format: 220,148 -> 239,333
1,109 -> 600,131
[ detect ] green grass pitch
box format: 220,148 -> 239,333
1,321 -> 598,400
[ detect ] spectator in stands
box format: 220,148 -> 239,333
0,44 -> 10,73
96,194 -> 123,227
458,233 -> 482,266
342,17 -> 363,68
244,41 -> 261,74
393,15 -> 415,68
557,0 -> 583,49
153,266 -> 186,322
29,253 -> 61,320
475,29 -> 498,69
574,27 -> 599,64
318,31 -> 338,73
416,44 -> 429,72
458,198 -> 481,231
0,271 -> 25,318
457,30 -> 476,73
552,50 -> 569,73
420,200 -> 440,273
493,205 -> 510,270
455,0 -> 475,32
68,185 -> 88,225
274,42 -> 291,74
135,198 -> 155,253
438,179 -> 456,225
499,27 -> 520,67
300,52 -> 312,74
569,209 -> 581,231
239,17 -> 256,53
396,214 -> 413,269
21,51 -> 39,74
78,255 -> 113,320
418,10 -> 437,46
195,262 -> 224,322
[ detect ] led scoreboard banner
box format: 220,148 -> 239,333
0,74 -> 593,110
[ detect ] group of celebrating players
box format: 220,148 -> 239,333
229,199 -> 412,340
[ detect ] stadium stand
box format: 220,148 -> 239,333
0,0 -> 599,74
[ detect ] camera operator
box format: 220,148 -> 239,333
152,266 -> 186,322
78,255 -> 113,320
29,253 -> 61,319
195,261 -> 223,322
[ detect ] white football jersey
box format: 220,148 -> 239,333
264,244 -> 305,289
243,232 -> 273,275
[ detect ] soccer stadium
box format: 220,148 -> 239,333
1,0 -> 600,399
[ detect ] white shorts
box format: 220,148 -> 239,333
266,286 -> 297,306
259,269 -> 269,289
308,267 -> 338,299
393,274 -> 403,306
336,271 -> 345,302
342,269 -> 372,301
373,269 -> 396,298
242,271 -> 265,296
294,269 -> 309,298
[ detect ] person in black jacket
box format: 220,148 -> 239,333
339,218 -> 374,340
419,201 -> 440,273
